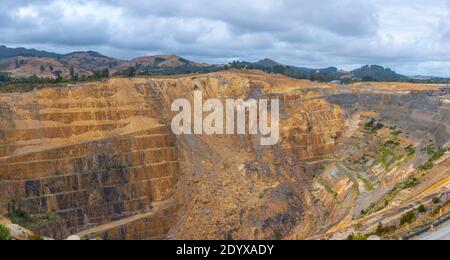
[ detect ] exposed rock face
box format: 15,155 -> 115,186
0,79 -> 181,239
0,71 -> 448,240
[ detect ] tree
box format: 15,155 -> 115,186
273,65 -> 286,74
0,224 -> 10,240
101,68 -> 109,78
417,205 -> 427,213
122,67 -> 136,77
28,74 -> 41,83
0,72 -> 10,82
53,70 -> 62,78
400,211 -> 416,226
229,61 -> 245,70
69,66 -> 75,79
40,65 -> 45,72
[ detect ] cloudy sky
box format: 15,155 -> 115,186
1,0 -> 450,76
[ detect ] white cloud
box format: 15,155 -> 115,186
1,0 -> 450,75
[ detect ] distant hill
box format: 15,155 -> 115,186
351,65 -> 407,82
112,54 -> 216,76
0,45 -> 61,59
230,59 -> 341,82
251,58 -> 283,68
1,45 -> 449,83
0,46 -> 218,80
230,59 -> 419,83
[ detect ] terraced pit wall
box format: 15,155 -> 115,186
0,72 -> 377,240
0,80 -> 182,239
324,91 -> 450,146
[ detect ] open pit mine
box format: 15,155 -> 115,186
0,71 -> 449,240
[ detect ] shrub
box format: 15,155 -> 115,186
364,119 -> 384,132
400,211 -> 416,226
405,145 -> 416,155
28,235 -> 44,241
417,205 -> 427,213
430,148 -> 446,162
400,177 -> 419,189
432,197 -> 441,204
418,161 -> 434,171
391,130 -> 402,137
0,224 -> 10,240
8,209 -> 36,229
374,223 -> 397,237
347,233 -> 368,240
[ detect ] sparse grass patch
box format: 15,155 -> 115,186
319,179 -> 340,203
376,146 -> 396,171
358,174 -> 374,191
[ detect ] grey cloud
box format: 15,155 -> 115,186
1,0 -> 450,75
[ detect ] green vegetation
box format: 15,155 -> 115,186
405,145 -> 416,156
120,67 -> 136,77
364,118 -> 384,133
28,235 -> 44,241
400,211 -> 416,226
384,140 -> 400,149
417,205 -> 427,213
426,145 -> 435,156
116,65 -> 221,78
347,233 -> 368,240
418,161 -> 434,171
358,174 -> 374,191
9,209 -> 36,229
0,72 -> 11,82
0,68 -> 112,93
400,177 -> 420,189
363,175 -> 420,216
430,148 -> 446,161
418,146 -> 448,172
432,206 -> 443,216
391,130 -> 402,137
374,222 -> 397,237
229,61 -> 340,83
432,197 -> 441,204
0,224 -> 10,240
9,209 -> 57,230
323,183 -> 339,202
376,145 -> 396,171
